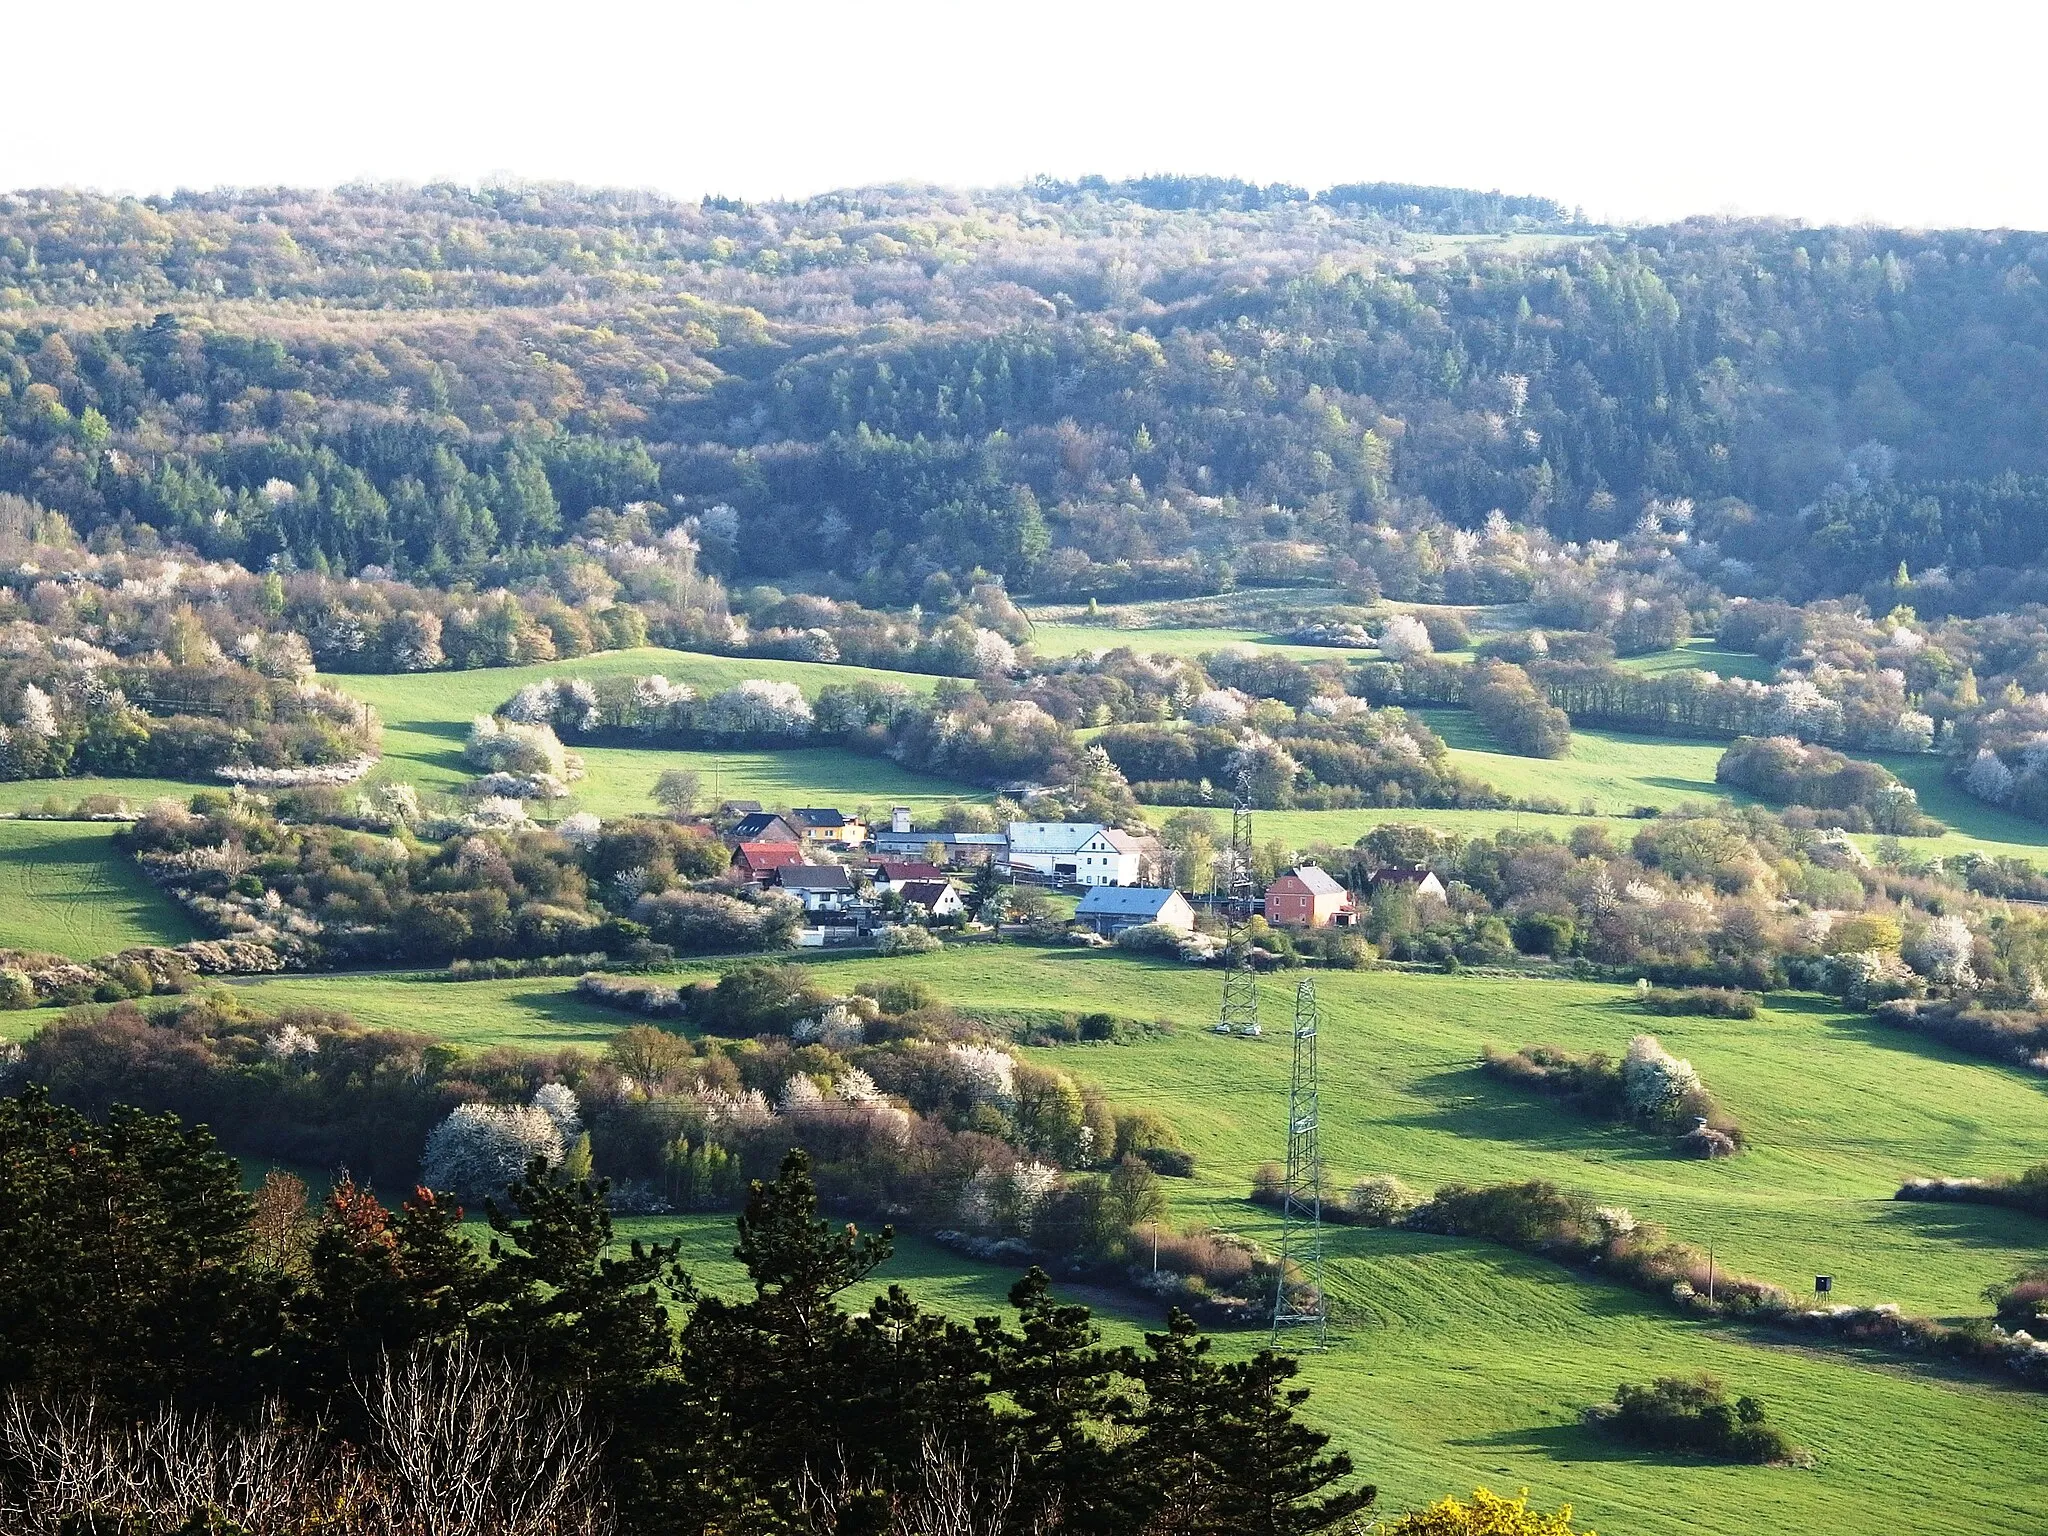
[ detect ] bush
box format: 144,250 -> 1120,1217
1377,1488 -> 1589,1536
1897,1164 -> 2048,1221
1619,1035 -> 1702,1122
1465,661 -> 1571,758
420,1100 -> 565,1202
1641,986 -> 1759,1018
1480,1044 -> 1624,1115
1114,922 -> 1192,956
1586,1375 -> 1802,1464
1345,1174 -> 1418,1226
877,924 -> 942,955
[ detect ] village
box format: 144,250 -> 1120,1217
719,801 -> 1443,945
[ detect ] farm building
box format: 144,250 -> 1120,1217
869,858 -> 949,890
1265,865 -> 1356,928
871,808 -> 1007,865
1074,885 -> 1196,937
1006,822 -> 1141,886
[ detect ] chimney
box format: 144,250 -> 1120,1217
891,806 -> 911,834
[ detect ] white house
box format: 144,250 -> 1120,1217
1005,822 -> 1142,886
894,879 -> 966,919
772,864 -> 858,915
1074,885 -> 1196,937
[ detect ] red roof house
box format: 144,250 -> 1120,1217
1263,865 -> 1357,928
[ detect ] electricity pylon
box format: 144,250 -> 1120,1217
1271,974 -> 1327,1347
1215,771 -> 1260,1037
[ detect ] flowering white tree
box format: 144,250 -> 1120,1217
1620,1035 -> 1703,1121
1967,749 -> 2017,805
698,679 -> 814,738
531,1082 -> 582,1141
948,1043 -> 1016,1106
1187,688 -> 1248,726
1376,614 -> 1434,662
16,685 -> 56,739
1904,914 -> 1977,987
421,1103 -> 565,1199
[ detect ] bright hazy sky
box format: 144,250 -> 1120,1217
11,0 -> 2043,230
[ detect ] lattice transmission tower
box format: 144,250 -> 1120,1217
1271,974 -> 1328,1347
1214,771 -> 1260,1037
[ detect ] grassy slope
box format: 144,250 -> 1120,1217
0,820 -> 195,958
252,950 -> 2048,1536
329,648 -> 986,818
1619,637 -> 1776,682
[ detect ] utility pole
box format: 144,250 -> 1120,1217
1215,770 -> 1261,1037
1272,974 -> 1327,1348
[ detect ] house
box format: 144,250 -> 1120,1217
731,842 -> 806,882
728,812 -> 799,846
1075,885 -> 1196,937
792,808 -> 868,848
870,858 -> 950,891
1367,865 -> 1447,902
894,879 -> 966,919
772,863 -> 858,915
1265,865 -> 1356,928
871,807 -> 1008,866
716,799 -> 763,820
1006,822 -> 1142,886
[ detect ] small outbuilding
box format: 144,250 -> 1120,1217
1074,885 -> 1196,938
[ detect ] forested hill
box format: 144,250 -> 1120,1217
4,178 -> 2048,607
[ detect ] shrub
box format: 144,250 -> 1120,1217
420,1101 -> 565,1202
1678,1124 -> 1739,1159
1345,1174 -> 1418,1226
877,924 -> 942,955
1465,661 -> 1571,758
1114,922 -> 1191,956
1641,986 -> 1759,1018
1897,1164 -> 2048,1220
1586,1375 -> 1802,1464
1987,1266 -> 2048,1327
1619,1035 -> 1702,1122
1377,1488 -> 1587,1536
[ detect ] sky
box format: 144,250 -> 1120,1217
9,0 -> 2044,230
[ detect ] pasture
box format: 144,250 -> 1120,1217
0,819 -> 195,959
1024,620 -> 1368,661
330,647 -> 984,817
232,948 -> 2048,1536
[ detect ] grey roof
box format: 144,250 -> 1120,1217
776,864 -> 853,891
793,807 -> 853,827
874,829 -> 1007,846
896,880 -> 958,907
1281,865 -> 1348,896
1074,886 -> 1184,918
731,812 -> 797,840
1370,865 -> 1439,885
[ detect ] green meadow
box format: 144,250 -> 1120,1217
216,948 -> 2048,1536
1025,620 -> 1369,661
0,819 -> 196,959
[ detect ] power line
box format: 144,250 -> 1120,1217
1271,973 -> 1327,1348
1215,770 -> 1260,1038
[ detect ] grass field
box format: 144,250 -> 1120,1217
223,949 -> 2048,1536
328,648 -> 984,818
0,820 -> 195,958
1619,637 -> 1777,682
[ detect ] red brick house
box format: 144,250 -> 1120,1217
1263,865 -> 1356,928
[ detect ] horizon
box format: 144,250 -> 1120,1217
11,0 -> 2047,233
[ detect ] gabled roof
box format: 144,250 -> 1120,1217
1075,886 -> 1186,918
732,842 -> 804,869
731,812 -> 798,841
896,880 -> 958,908
775,864 -> 854,891
874,859 -> 948,882
1098,828 -> 1142,854
1370,864 -> 1439,885
876,829 -> 1007,846
1278,865 -> 1349,897
793,807 -> 856,828
717,799 -> 763,816
1007,821 -> 1105,854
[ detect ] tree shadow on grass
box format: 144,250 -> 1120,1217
1819,1007 -> 2048,1090
1448,1421 -> 1692,1466
1870,1194 -> 2048,1250
1387,1063 -> 1673,1164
